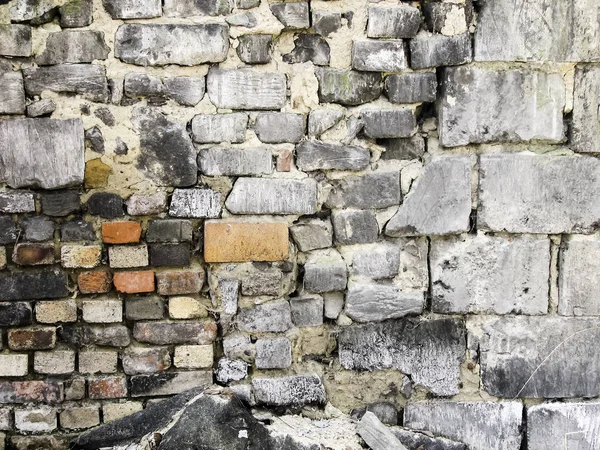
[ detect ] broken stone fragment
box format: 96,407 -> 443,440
313,10 -> 342,37
59,0 -> 93,28
226,12 -> 257,27
0,72 -> 25,115
296,141 -> 370,171
270,2 -> 310,29
36,31 -> 110,65
367,5 -> 421,38
84,126 -> 104,154
255,113 -> 305,143
191,113 -> 248,144
283,34 -> 330,66
327,172 -> 400,209
198,148 -> 272,176
357,412 -> 407,450
163,0 -> 232,17
410,32 -> 472,69
27,99 -> 55,118
423,2 -> 467,36
0,25 -> 32,57
102,0 -> 162,19
308,110 -> 343,137
253,374 -> 326,406
316,68 -> 382,106
352,40 -> 407,72
237,34 -> 272,64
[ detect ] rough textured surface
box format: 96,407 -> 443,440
559,235 -> 600,315
572,65 -> 600,152
345,283 -> 423,322
296,141 -> 369,172
24,64 -> 108,102
226,178 -> 317,214
316,68 -> 382,106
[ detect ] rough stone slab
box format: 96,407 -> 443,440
27,98 -> 56,117
308,110 -> 343,138
237,300 -> 292,333
0,25 -> 32,57
338,318 -> 466,396
36,31 -> 110,65
391,428 -> 467,450
352,243 -> 401,280
270,2 -> 309,29
316,68 -> 382,106
199,148 -> 272,176
479,316 -> 600,397
296,141 -> 370,172
304,250 -> 347,293
0,71 -> 25,115
440,66 -> 565,147
282,34 -> 330,66
479,153 -> 600,233
59,0 -> 93,28
367,5 -> 421,38
23,64 -> 108,103
0,191 -> 35,213
207,68 -> 286,110
164,0 -> 231,17
332,210 -> 379,245
290,296 -> 323,327
345,283 -> 423,323
410,32 -> 472,69
527,403 -> 600,450
226,178 -> 317,215
404,401 -> 523,450
386,157 -> 471,236
103,0 -> 162,18
0,118 -> 84,189
169,188 -> 221,218
362,109 -> 416,139
352,40 -> 407,72
422,2 -> 468,36
131,371 -> 212,397
559,235 -> 600,315
124,73 -> 164,98
191,113 -> 248,144
290,219 -> 332,252
572,65 -> 600,153
431,234 -> 550,315
256,337 -> 292,369
255,113 -> 305,143
115,24 -> 229,66
237,34 -> 272,64
327,172 -> 400,209
163,77 -> 205,106
358,412 -> 407,450
385,73 -> 437,104
475,0 -> 600,62
253,374 -> 326,406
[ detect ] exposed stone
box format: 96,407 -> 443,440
226,178 -> 317,215
332,210 -> 379,245
198,148 -> 272,176
59,0 -> 93,28
216,358 -> 248,383
327,172 -> 400,209
255,337 -> 292,369
357,412 -> 406,450
352,40 -> 407,72
367,5 -> 421,38
290,296 -> 324,327
316,68 -> 382,105
126,296 -> 164,321
207,68 -> 286,110
386,157 -> 471,236
296,141 -> 370,171
126,192 -> 167,216
270,2 -> 309,29
290,219 -> 332,252
61,220 -> 96,241
362,109 -> 416,139
103,0 -> 161,18
169,188 -> 221,218
439,66 -> 565,147
404,401 -> 523,450
163,77 -> 206,106
108,245 -> 149,269
385,73 -> 437,104
308,110 -> 343,138
410,32 -> 472,69
572,65 -> 600,153
313,10 -> 342,37
27,98 -> 56,117
339,318 -> 466,395
0,25 -> 32,57
0,191 -> 35,213
237,299 -> 292,333
115,24 -> 229,66
23,64 -> 108,102
163,0 -> 232,17
191,113 -> 248,144
0,269 -> 68,300
253,374 -> 326,406
283,34 -> 330,66
82,299 -> 122,323
134,321 -> 216,345
0,72 -> 25,115
255,113 -> 305,143
304,250 -> 347,293
0,118 -> 84,189
352,243 -> 401,280
36,31 -> 110,65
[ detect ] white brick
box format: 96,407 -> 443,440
35,300 -> 77,324
78,350 -> 118,374
0,354 -> 28,377
108,245 -> 148,268
34,350 -> 75,375
82,299 -> 122,323
173,345 -> 213,369
102,402 -> 143,423
14,407 -> 57,433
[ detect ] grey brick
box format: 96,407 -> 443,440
296,141 -> 370,171
332,210 -> 379,245
352,40 -> 407,72
316,68 -> 382,106
36,30 -> 110,65
345,282 -> 423,323
24,64 -> 108,102
255,113 -> 305,143
290,296 -> 324,327
352,243 -> 400,280
237,34 -> 272,64
199,148 -> 272,176
327,172 -> 400,209
385,73 -> 437,104
362,109 -> 416,139
367,5 -> 421,38
255,338 -> 292,369
191,113 -> 248,144
304,250 -> 347,293
410,32 -> 472,69
237,299 -> 292,333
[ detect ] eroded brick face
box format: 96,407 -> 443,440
78,270 -> 112,294
102,221 -> 142,244
113,271 -> 155,294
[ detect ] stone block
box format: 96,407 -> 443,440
103,0 -> 161,18
308,110 -> 343,138
572,65 -> 600,153
0,118 -> 84,189
87,193 -> 124,219
207,68 -> 286,110
410,32 -> 472,69
27,98 -> 56,117
0,408 -> 11,430
290,296 -> 324,327
0,217 -> 18,245
0,355 -> 28,377
237,300 -> 292,333
82,299 -> 122,323
283,34 -> 330,66
156,271 -> 204,295
108,245 -> 149,269
88,376 -> 127,400
61,220 -> 96,241
0,303 -> 32,327
23,216 -> 54,241
0,269 -> 68,301
102,402 -> 143,423
290,219 -> 332,252
122,347 -> 171,375
0,191 -> 34,213
559,235 -> 600,315
352,243 -> 401,280
24,64 -> 108,102
113,270 -> 155,294
378,134 -> 426,160
362,109 -> 416,139
270,2 -> 309,28
327,172 -> 400,209
13,243 -> 55,266
169,188 -> 221,218
0,247 -> 5,270
130,371 -> 211,397
198,148 -> 272,176
36,300 -> 77,324
36,30 -> 110,65
126,192 -> 167,216
115,24 -> 229,66
339,318 -> 465,395
125,296 -> 164,320
215,358 -> 248,384
78,349 -> 118,374
163,0 -> 231,16
316,68 -> 382,106
173,345 -> 213,369
296,141 -> 370,171
65,378 -> 85,401
304,250 -> 347,293
255,113 -> 305,143
423,2 -> 468,35
14,407 -> 57,433
163,76 -> 205,106
33,350 -> 75,375
440,66 -> 565,147
255,338 -> 292,369
168,297 -> 208,319
82,325 -> 131,347
237,34 -> 272,64
0,72 -> 25,115
40,191 -> 80,217
78,271 -> 111,294
352,40 -> 407,72
393,428 -> 466,450
59,0 -> 93,27
133,321 -> 217,345
149,243 -> 191,267
253,374 -> 326,406
191,113 -> 248,144
102,222 -> 142,244
386,157 -> 471,236
313,10 -> 341,37
0,381 -> 63,404
61,244 -> 102,268
59,406 -> 100,430
217,279 -> 239,315
367,5 -> 421,38
147,220 -> 193,243
240,267 -> 284,296
0,25 -> 31,57
332,210 -> 379,245
345,283 -> 423,323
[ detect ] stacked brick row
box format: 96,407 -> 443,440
0,0 -> 600,449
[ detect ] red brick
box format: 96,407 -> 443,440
102,222 -> 142,244
113,271 -> 155,294
0,381 -> 63,404
78,271 -> 112,294
277,150 -> 293,172
156,271 -> 203,296
8,327 -> 56,351
87,376 -> 127,399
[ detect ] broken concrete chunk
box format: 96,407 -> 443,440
270,2 -> 310,29
327,172 -> 400,209
103,0 -> 162,19
237,300 -> 292,333
0,118 -> 84,189
163,77 -> 205,106
115,24 -> 229,66
357,412 -> 407,450
253,374 -> 326,406
410,32 -> 472,69
0,25 -> 32,57
169,188 -> 221,218
386,157 -> 471,237
290,219 -> 333,252
85,126 -> 104,154
332,210 -> 379,245
163,0 -> 231,17
198,148 -> 272,176
36,31 -> 110,65
59,0 -> 93,28
362,110 -> 416,139
385,73 -> 437,104
0,72 -> 25,115
237,34 -> 272,64
352,40 -> 407,72
367,5 -> 421,38
345,283 -> 423,323
283,34 -> 330,66
304,250 -> 347,293
316,68 -> 382,106
23,64 -> 108,103
191,113 -> 248,144
255,113 -> 305,143
296,141 -> 369,172
352,243 -> 400,280
308,110 -> 343,138
572,65 -> 600,153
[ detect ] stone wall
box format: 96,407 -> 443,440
0,0 -> 599,448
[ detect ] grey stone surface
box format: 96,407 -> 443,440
237,34 -> 272,64
241,267 -> 284,296
191,113 -> 248,144
132,108 -> 197,187
36,31 -> 110,65
9,0 -> 58,22
296,141 -> 370,171
308,110 -> 343,138
313,10 -> 342,37
207,68 -> 286,110
103,0 -> 162,19
304,250 -> 347,293
85,126 -> 104,154
115,24 -> 229,66
215,358 -> 248,383
431,234 -> 550,315
218,278 -> 239,315
226,178 -> 317,215
0,191 -> 35,213
352,243 -> 400,280
163,0 -> 231,17
385,73 -> 437,104
163,77 -> 205,106
0,72 -> 25,115
391,428 -> 467,450
316,68 -> 382,105
283,34 -> 330,66
475,0 -> 600,62
198,148 -> 272,176
352,40 -> 407,72
0,25 -> 32,57
332,210 -> 379,245
440,66 -> 565,147
327,172 -> 400,209
23,64 -> 108,102
169,188 -> 221,218
23,216 -> 54,242
40,191 -> 80,217
422,2 -> 467,35
255,113 -> 305,143
379,135 -> 425,161
358,412 -> 406,450
61,220 -> 96,242
367,5 -> 421,38
27,99 -> 56,118
345,283 -> 423,323
0,118 -> 84,189
59,0 -> 93,28
0,216 -> 19,245
479,316 -> 600,398
226,12 -> 257,28
270,2 -> 310,29
237,299 -> 292,333
290,296 -> 324,327
339,318 -> 466,395
362,109 -> 416,139
130,371 -> 211,397
290,219 -> 333,252
253,374 -> 326,406
386,157 -> 471,237
410,32 -> 472,69
255,338 -> 292,369
572,65 -> 600,153
479,153 -> 600,233
527,403 -> 600,450
404,401 -> 523,450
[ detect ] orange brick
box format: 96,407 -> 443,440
113,271 -> 155,294
102,222 -> 142,244
78,271 -> 112,294
204,221 -> 288,263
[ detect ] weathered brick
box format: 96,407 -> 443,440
254,113 -> 305,144
169,297 -> 208,319
237,300 -> 292,333
102,222 -> 142,244
22,216 -> 54,242
78,349 -> 118,374
59,405 -> 100,430
88,376 -> 127,400
385,73 -> 437,104
133,321 -> 216,345
126,192 -> 167,216
146,220 -> 193,243
78,271 -> 112,294
60,244 -> 102,268
8,327 -> 56,351
168,188 -> 221,218
156,271 -> 203,295
102,402 -> 143,423
316,68 -> 382,106
367,5 -> 421,38
0,191 -> 35,213
255,338 -> 292,369
204,221 -> 288,263
14,407 -> 57,433
149,243 -> 191,267
108,245 -> 148,269
125,296 -> 164,320
252,374 -> 326,406
82,326 -> 131,348
35,301 -> 77,324
173,345 -> 213,369
0,303 -> 32,327
13,243 -> 55,266
34,350 -> 75,375
82,299 -> 122,323
130,371 -> 212,397
61,220 -> 96,242
191,113 -> 248,144
59,0 -> 93,28
87,193 -> 124,219
64,378 -> 85,402
0,355 -> 28,377
296,141 -> 370,172
123,347 -> 171,375
352,40 -> 407,72
0,72 -> 25,115
0,381 -> 63,404
10,434 -> 72,450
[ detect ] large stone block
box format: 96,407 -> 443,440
115,24 -> 229,66
410,32 -> 472,69
385,73 -> 438,104
0,72 -> 25,115
478,153 -> 600,233
572,65 -> 600,153
478,316 -> 600,397
338,318 -> 466,395
103,0 -> 162,18
296,141 -> 370,172
226,178 -> 317,215
36,31 -> 110,65
23,64 -> 108,102
133,321 -> 216,345
362,109 -> 416,139
386,157 -> 471,236
431,234 -> 550,315
439,66 -> 565,147
474,0 -> 600,62
327,172 -> 400,209
191,113 -> 248,144
404,401 -> 523,450
207,68 -> 286,110
352,40 -> 407,72
198,148 -> 272,176
0,25 -> 31,57
559,235 -> 600,315
316,69 -> 382,106
345,283 -> 423,323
